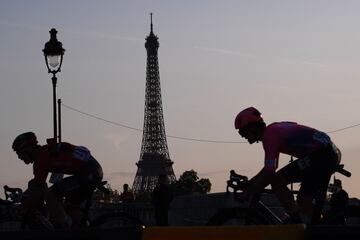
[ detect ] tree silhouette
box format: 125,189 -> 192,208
171,169 -> 211,195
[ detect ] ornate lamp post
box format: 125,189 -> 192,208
43,28 -> 65,143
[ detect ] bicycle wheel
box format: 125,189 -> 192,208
90,212 -> 145,228
206,207 -> 273,226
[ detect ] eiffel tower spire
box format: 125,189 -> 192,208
132,14 -> 176,193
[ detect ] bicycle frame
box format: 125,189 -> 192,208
208,165 -> 351,226
2,182 -> 145,230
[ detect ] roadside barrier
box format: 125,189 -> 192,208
143,224 -> 305,240
0,226 -> 143,240
2,224 -> 360,240
306,225 -> 360,240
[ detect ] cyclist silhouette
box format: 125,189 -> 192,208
234,107 -> 341,224
12,132 -> 103,229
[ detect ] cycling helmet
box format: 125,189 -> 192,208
12,132 -> 38,153
234,107 -> 263,130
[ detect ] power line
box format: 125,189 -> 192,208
62,104 -> 143,132
326,124 -> 360,134
61,103 -> 360,143
61,103 -> 245,143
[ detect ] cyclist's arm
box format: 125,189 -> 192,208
246,168 -> 275,194
246,139 -> 279,194
22,180 -> 47,210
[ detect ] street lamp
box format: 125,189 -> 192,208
43,28 -> 65,143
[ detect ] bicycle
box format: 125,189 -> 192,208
206,164 -> 352,226
0,181 -> 145,231
0,186 -> 23,230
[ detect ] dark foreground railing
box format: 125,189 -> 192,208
1,225 -> 360,240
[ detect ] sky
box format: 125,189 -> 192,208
1,0 -> 360,199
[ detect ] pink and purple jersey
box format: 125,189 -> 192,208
262,122 -> 331,171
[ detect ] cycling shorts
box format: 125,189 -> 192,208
276,144 -> 340,195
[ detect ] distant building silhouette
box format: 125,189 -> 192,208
132,14 -> 176,194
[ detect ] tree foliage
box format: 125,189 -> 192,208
171,169 -> 211,195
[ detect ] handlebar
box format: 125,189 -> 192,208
335,164 -> 351,177
226,170 -> 249,193
3,185 -> 23,203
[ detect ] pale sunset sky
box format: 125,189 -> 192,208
1,0 -> 360,198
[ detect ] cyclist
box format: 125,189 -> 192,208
234,107 -> 341,224
12,132 -> 103,229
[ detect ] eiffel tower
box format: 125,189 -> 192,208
132,14 -> 176,194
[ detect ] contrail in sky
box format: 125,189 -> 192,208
282,57 -> 328,68
194,46 -> 259,58
195,46 -> 328,68
61,29 -> 143,43
1,21 -> 328,67
0,21 -> 46,31
0,21 -> 143,43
